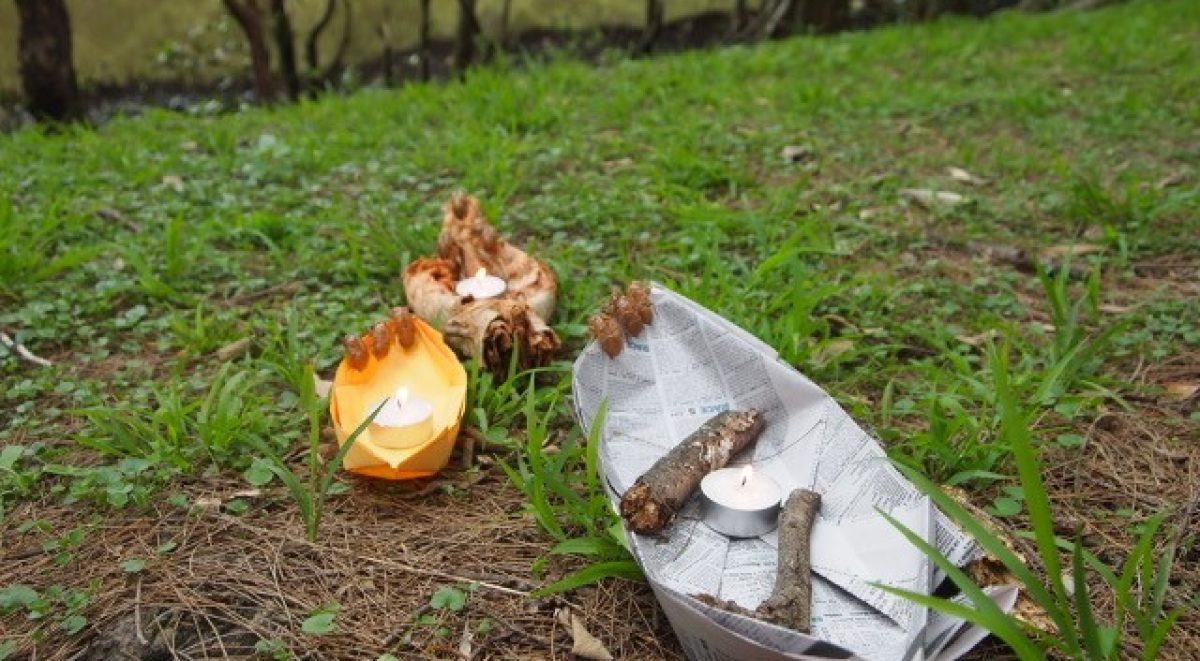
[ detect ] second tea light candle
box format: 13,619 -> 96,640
700,465 -> 782,538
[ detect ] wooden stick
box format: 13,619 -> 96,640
0,330 -> 52,367
693,488 -> 821,633
757,488 -> 821,633
620,410 -> 765,534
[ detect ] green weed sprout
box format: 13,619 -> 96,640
252,364 -> 380,543
880,344 -> 1186,659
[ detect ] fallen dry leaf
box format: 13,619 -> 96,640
313,373 -> 333,399
811,338 -> 855,366
956,329 -> 1001,347
781,145 -> 814,163
161,175 -> 184,192
1156,172 -> 1186,189
899,188 -> 965,207
214,337 -> 252,361
947,166 -> 986,185
1040,243 -> 1106,260
1098,303 -> 1133,315
556,609 -> 613,661
1164,382 -> 1199,401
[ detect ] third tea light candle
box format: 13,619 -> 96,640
455,267 -> 507,300
700,465 -> 782,538
371,386 -> 435,450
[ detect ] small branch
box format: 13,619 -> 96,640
620,410 -> 766,534
757,489 -> 821,632
135,576 -> 149,645
695,488 -> 821,633
0,330 -> 52,367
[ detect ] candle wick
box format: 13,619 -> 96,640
740,475 -> 747,488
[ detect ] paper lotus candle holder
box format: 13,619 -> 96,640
402,193 -> 560,373
329,307 -> 466,480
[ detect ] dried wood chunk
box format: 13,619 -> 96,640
609,292 -> 644,337
589,313 -> 624,358
370,321 -> 392,360
389,306 -> 416,348
342,334 -> 369,371
626,281 -> 654,325
620,410 -> 765,534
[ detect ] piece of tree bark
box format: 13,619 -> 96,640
14,0 -> 82,122
620,410 -> 765,534
222,0 -> 275,101
757,488 -> 821,632
403,195 -> 561,373
270,0 -> 301,100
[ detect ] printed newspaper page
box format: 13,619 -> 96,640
572,284 -> 1013,660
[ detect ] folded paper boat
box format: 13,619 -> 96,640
330,317 -> 467,479
571,284 -> 1017,661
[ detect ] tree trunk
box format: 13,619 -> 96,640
455,0 -> 481,73
732,0 -> 749,34
500,0 -> 513,47
222,0 -> 275,101
13,0 -> 82,121
418,0 -> 432,81
640,0 -> 664,54
305,0 -> 337,71
270,0 -> 300,99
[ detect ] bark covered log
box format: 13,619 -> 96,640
403,194 -> 560,373
620,410 -> 765,534
757,488 -> 821,632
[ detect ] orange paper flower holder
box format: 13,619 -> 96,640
329,318 -> 466,480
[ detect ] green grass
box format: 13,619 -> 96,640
1,0 -> 1198,655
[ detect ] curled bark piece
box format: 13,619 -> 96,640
342,334 -> 369,371
589,313 -> 624,358
620,410 -> 765,534
389,306 -> 416,348
403,257 -> 462,323
756,488 -> 821,633
443,299 -> 561,371
370,321 -> 392,360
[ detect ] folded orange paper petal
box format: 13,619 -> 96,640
329,317 -> 466,480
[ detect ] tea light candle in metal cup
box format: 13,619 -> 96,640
371,386 -> 434,450
700,465 -> 782,538
455,267 -> 507,300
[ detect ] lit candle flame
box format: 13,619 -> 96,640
394,386 -> 409,408
739,465 -> 753,487
474,267 -> 487,279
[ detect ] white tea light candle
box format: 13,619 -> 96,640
372,386 -> 435,449
700,465 -> 783,538
455,267 -> 507,300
